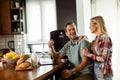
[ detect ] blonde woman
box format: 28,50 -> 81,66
81,16 -> 113,80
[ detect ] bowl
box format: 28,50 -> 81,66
4,58 -> 19,66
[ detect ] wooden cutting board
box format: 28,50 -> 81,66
15,65 -> 33,71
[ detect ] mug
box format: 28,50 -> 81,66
13,15 -> 18,20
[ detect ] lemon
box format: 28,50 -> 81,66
4,50 -> 20,59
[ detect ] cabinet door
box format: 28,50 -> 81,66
0,6 -> 2,34
0,0 -> 11,35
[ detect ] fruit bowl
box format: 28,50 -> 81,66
3,49 -> 20,66
4,58 -> 19,66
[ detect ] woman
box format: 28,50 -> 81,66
81,16 -> 113,80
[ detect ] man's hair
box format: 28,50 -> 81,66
64,21 -> 76,32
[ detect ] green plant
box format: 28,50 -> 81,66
15,0 -> 19,2
16,23 -> 20,28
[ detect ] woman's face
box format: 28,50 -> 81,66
89,20 -> 97,33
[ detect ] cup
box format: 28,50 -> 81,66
15,2 -> 20,8
13,15 -> 18,20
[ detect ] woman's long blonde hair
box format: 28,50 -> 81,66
91,16 -> 108,34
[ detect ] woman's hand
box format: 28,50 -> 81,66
79,35 -> 84,40
48,40 -> 54,48
79,35 -> 87,40
81,48 -> 90,56
62,69 -> 73,78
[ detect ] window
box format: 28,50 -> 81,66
26,0 -> 57,44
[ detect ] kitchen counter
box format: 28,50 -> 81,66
0,59 -> 68,80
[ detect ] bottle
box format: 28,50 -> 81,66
31,52 -> 38,68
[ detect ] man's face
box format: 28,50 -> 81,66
65,25 -> 77,40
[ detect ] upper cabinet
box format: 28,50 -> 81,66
10,0 -> 26,34
0,0 -> 26,35
0,0 -> 11,35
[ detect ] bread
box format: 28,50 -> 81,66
18,61 -> 31,68
17,55 -> 29,65
15,55 -> 32,70
20,55 -> 29,61
17,59 -> 25,66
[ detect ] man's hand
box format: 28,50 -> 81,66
62,69 -> 73,78
48,40 -> 54,48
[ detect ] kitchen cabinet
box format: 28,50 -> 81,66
10,0 -> 26,34
0,0 -> 11,35
0,0 -> 26,35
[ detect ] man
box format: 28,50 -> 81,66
48,22 -> 93,80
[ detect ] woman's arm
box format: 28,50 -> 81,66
82,36 -> 112,63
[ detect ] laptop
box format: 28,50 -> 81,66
39,58 -> 55,65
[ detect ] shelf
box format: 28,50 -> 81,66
11,20 -> 20,22
11,7 -> 23,10
10,0 -> 26,35
11,19 -> 23,22
12,32 -> 23,35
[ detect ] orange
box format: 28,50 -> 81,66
0,57 -> 2,62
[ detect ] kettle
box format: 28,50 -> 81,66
8,41 -> 15,51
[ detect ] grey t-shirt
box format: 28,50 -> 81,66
59,37 -> 93,73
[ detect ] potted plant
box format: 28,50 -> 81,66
16,23 -> 20,32
15,0 -> 20,7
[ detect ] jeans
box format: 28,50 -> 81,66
94,63 -> 112,80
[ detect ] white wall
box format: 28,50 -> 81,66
91,0 -> 120,79
76,0 -> 120,79
76,0 -> 92,41
76,0 -> 84,35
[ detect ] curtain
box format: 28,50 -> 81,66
26,0 -> 56,44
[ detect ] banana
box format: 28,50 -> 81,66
4,50 -> 20,59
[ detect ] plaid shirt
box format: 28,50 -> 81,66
90,34 -> 113,75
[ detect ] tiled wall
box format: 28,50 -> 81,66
0,35 -> 25,54
0,35 -> 49,55
14,35 -> 25,54
0,35 -> 14,49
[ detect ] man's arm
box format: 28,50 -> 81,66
62,39 -> 90,78
62,56 -> 89,78
71,38 -> 91,73
50,46 -> 65,61
71,56 -> 88,73
48,40 -> 65,61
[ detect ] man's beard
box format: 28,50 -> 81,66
69,35 -> 77,40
